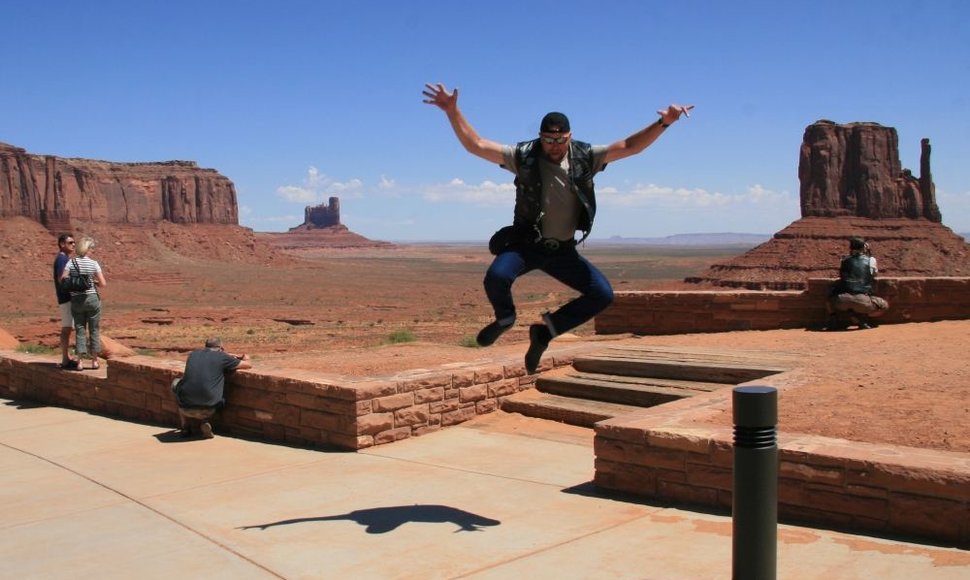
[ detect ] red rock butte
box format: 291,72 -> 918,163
266,196 -> 394,249
0,142 -> 387,250
0,142 -> 237,230
688,121 -> 970,289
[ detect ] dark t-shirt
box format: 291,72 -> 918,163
54,252 -> 71,304
176,348 -> 241,408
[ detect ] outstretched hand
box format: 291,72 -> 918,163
657,104 -> 695,125
422,83 -> 458,113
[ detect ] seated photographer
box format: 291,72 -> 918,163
826,237 -> 889,330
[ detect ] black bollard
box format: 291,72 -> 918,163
732,386 -> 778,580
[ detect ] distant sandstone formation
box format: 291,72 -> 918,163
799,121 -> 941,221
259,196 -> 393,250
292,196 -> 341,230
0,141 -> 238,231
0,141 -> 390,254
689,121 -> 969,289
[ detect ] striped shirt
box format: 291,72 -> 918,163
63,256 -> 102,296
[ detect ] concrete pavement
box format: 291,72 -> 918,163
2,398 -> 968,579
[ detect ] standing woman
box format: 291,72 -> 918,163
60,237 -> 107,370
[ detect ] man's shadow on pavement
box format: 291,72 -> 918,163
239,504 -> 501,534
4,399 -> 47,410
153,429 -> 195,443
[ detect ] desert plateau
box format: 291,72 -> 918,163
0,216 -> 738,366
1,216 -> 968,455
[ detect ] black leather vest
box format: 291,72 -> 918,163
505,139 -> 599,242
839,254 -> 874,294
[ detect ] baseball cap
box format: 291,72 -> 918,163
540,112 -> 570,133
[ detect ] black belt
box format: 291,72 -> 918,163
535,238 -> 576,251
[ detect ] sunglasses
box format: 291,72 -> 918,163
66,241 -> 76,245
540,135 -> 569,145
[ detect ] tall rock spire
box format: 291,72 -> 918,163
687,121 -> 967,290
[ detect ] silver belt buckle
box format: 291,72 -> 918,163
542,238 -> 560,251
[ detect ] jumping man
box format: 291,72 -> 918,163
423,83 -> 693,372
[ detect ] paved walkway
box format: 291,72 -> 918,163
2,398 -> 968,579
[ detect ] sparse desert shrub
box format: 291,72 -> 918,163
459,336 -> 480,348
16,343 -> 57,355
386,329 -> 416,344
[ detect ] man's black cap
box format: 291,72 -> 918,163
849,237 -> 866,251
540,112 -> 570,133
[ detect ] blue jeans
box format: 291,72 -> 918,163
71,293 -> 102,355
483,245 -> 614,335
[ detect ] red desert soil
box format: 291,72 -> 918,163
637,321 -> 970,454
0,217 -> 967,453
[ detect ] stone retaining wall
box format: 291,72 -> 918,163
0,348 -> 583,451
595,277 -> 970,335
594,388 -> 970,547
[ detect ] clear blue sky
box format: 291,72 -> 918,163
2,0 -> 968,241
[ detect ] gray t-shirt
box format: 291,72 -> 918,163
502,144 -> 608,241
176,348 -> 241,408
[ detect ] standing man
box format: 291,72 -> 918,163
172,337 -> 251,439
53,233 -> 78,369
423,83 -> 693,372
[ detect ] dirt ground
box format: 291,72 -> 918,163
1,217 -> 967,453
638,321 -> 970,454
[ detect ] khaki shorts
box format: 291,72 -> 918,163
179,407 -> 217,420
58,302 -> 74,328
831,293 -> 890,318
172,378 -> 218,419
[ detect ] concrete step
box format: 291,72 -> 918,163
500,389 -> 645,428
572,345 -> 790,384
536,367 -> 721,407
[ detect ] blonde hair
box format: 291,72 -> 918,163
76,237 -> 96,257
